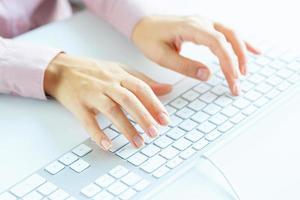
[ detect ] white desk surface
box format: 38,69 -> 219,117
1,0 -> 300,198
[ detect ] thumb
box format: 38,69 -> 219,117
127,70 -> 172,96
158,45 -> 212,81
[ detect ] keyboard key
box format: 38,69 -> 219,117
193,84 -> 211,93
191,111 -> 210,123
133,124 -> 144,133
116,143 -> 139,159
266,89 -> 281,99
165,105 -> 177,115
207,76 -> 223,86
173,138 -> 192,151
221,106 -> 239,117
121,172 -> 141,186
120,188 -> 137,200
211,85 -> 228,95
166,127 -> 185,140
23,191 -> 43,200
277,68 -> 293,79
248,63 -> 261,73
280,51 -> 300,63
72,144 -> 92,157
176,107 -> 195,119
128,153 -> 148,166
185,129 -> 204,142
154,135 -> 173,149
243,105 -> 258,116
232,98 -> 251,109
166,157 -> 183,169
93,190 -> 114,200
48,189 -> 69,200
199,92 -> 218,103
158,125 -> 171,135
288,73 -> 300,84
81,183 -> 101,198
45,161 -> 65,175
267,75 -> 283,86
134,179 -> 151,192
197,121 -> 216,133
59,152 -> 78,166
248,74 -> 265,84
70,159 -> 90,173
107,181 -> 128,195
153,166 -> 170,178
180,147 -> 196,160
95,174 -> 115,188
38,182 -> 57,196
230,113 -> 246,124
109,165 -> 128,179
254,97 -> 269,107
203,104 -> 221,115
141,144 -> 161,157
255,56 -> 272,66
255,83 -> 272,94
10,174 -> 45,198
0,192 -> 16,200
206,130 -> 223,141
142,134 -> 155,145
193,139 -> 209,151
277,81 -> 291,91
214,96 -> 233,107
140,155 -> 166,173
259,67 -> 276,77
179,119 -> 198,131
110,135 -> 129,153
65,197 -> 77,200
160,146 -> 180,160
218,122 -> 234,133
244,90 -> 262,101
188,99 -> 207,111
104,128 -> 119,140
209,113 -> 228,125
169,115 -> 183,127
241,81 -> 255,92
287,61 -> 300,71
182,90 -> 199,101
170,98 -> 188,109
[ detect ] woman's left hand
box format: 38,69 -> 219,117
132,16 -> 260,96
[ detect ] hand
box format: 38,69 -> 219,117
132,16 -> 260,96
44,53 -> 172,150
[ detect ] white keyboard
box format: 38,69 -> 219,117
1,42 -> 300,200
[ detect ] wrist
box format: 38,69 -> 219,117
44,53 -> 67,98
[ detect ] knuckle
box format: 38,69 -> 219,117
105,101 -> 120,114
120,92 -> 132,104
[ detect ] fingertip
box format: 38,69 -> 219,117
132,135 -> 144,148
100,139 -> 112,151
151,83 -> 173,96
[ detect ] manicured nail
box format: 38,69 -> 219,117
158,112 -> 170,125
233,79 -> 241,96
100,139 -> 111,151
147,125 -> 158,138
133,135 -> 144,148
196,68 -> 209,81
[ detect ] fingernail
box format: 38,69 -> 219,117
100,139 -> 111,151
158,112 -> 170,125
233,79 -> 241,96
133,135 -> 144,148
147,125 -> 158,138
196,68 -> 209,81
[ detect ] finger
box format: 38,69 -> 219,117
182,25 -> 240,95
106,85 -> 159,138
126,70 -> 172,96
245,41 -> 261,54
158,44 -> 212,81
91,96 -> 144,148
78,108 -> 112,151
214,23 -> 248,75
121,75 -> 170,126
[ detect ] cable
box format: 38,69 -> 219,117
200,155 -> 241,200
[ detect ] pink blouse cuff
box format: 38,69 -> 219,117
0,38 -> 61,100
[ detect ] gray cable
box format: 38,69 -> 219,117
201,155 -> 241,200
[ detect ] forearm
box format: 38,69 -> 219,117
0,37 -> 61,99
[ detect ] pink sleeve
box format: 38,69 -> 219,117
0,38 -> 61,100
83,0 -> 160,39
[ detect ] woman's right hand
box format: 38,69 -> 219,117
44,53 -> 172,151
